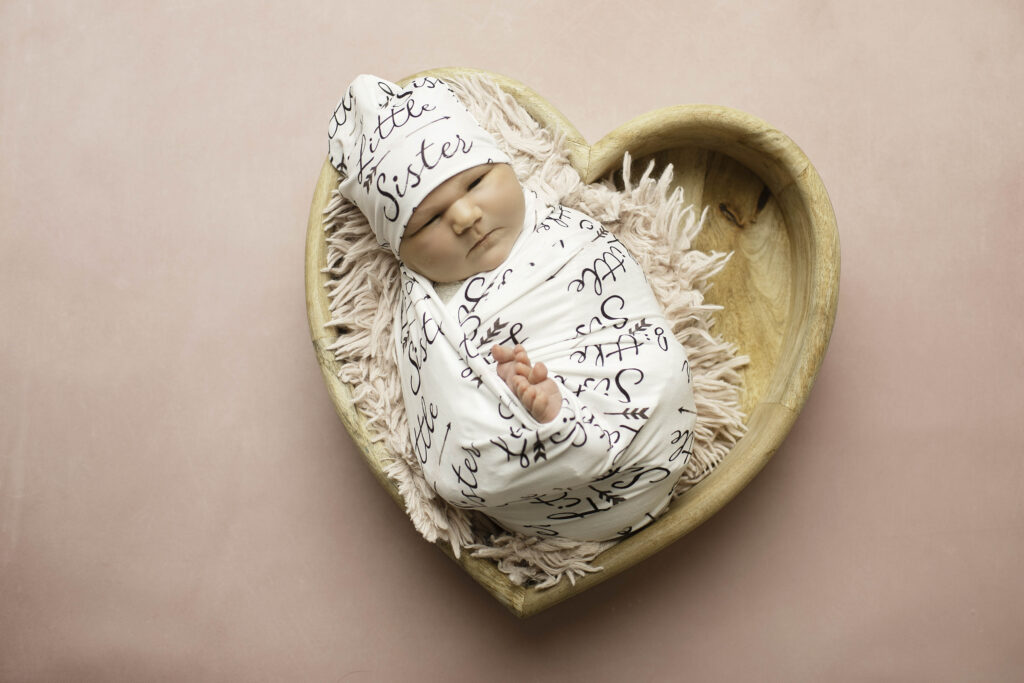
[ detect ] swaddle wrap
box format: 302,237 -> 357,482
328,74 -> 511,256
328,73 -> 699,540
397,195 -> 698,541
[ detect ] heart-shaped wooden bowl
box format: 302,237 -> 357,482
305,67 -> 839,617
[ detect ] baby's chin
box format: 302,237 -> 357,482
431,255 -> 506,283
413,224 -> 523,283
470,225 -> 521,274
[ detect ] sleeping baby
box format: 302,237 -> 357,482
328,75 -> 697,541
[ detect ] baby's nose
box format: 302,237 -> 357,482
448,197 -> 482,233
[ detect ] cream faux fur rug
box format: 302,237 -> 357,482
320,74 -> 748,588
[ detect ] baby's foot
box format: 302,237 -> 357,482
491,344 -> 561,423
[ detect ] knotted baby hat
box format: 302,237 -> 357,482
328,75 -> 511,255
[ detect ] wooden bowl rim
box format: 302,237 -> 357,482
305,67 -> 839,617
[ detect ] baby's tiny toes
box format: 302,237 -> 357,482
529,362 -> 548,384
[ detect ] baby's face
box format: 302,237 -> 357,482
399,163 -> 525,283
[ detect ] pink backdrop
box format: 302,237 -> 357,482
2,1 -> 1022,680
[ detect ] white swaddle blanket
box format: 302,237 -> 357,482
396,193 -> 697,541
328,73 -> 699,541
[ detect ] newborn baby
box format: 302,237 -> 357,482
329,75 -> 697,541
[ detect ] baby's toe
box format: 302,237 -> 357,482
491,344 -> 514,362
529,362 -> 548,384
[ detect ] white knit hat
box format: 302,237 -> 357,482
328,75 -> 511,255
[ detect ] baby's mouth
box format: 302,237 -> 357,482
470,228 -> 498,253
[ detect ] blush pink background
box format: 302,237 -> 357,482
2,1 -> 1022,680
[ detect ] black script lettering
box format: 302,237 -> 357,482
670,429 -> 694,462
375,172 -> 400,221
610,465 -> 671,490
614,367 -> 645,404
567,245 -> 628,295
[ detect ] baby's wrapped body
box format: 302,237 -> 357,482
328,73 -> 697,541
398,201 -> 697,541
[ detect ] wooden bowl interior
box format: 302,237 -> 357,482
607,146 -> 792,418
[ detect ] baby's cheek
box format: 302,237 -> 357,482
424,244 -> 452,266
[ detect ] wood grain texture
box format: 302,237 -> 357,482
304,67 -> 840,617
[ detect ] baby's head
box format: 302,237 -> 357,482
329,75 -> 525,283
